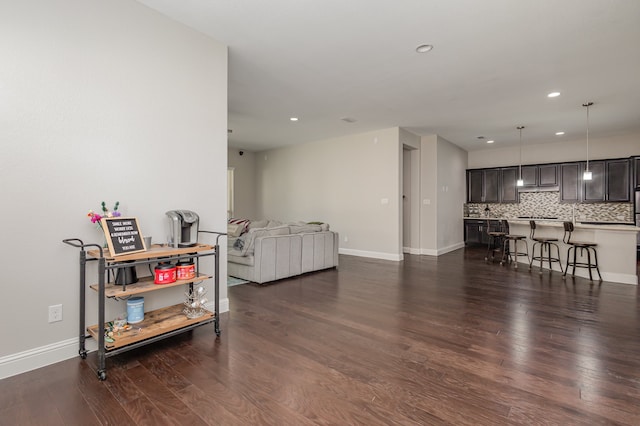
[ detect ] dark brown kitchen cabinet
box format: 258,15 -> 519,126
464,220 -> 485,245
538,164 -> 558,186
582,161 -> 606,202
606,158 -> 631,202
519,164 -> 557,187
500,167 -> 518,203
467,170 -> 484,202
560,163 -> 580,203
484,169 -> 500,202
467,169 -> 499,203
520,166 -> 538,187
634,157 -> 640,188
464,219 -> 498,245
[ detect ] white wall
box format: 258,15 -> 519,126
468,132 -> 640,169
228,148 -> 257,219
436,137 -> 467,252
0,0 -> 228,378
255,128 -> 402,260
420,135 -> 439,252
419,135 -> 467,255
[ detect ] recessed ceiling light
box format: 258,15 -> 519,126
416,44 -> 434,53
547,92 -> 561,98
555,131 -> 565,136
290,117 -> 298,122
486,140 -> 495,144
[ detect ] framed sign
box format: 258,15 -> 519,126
101,217 -> 146,256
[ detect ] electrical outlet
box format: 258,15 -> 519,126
344,236 -> 348,242
48,304 -> 62,323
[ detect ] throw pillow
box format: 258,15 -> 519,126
227,223 -> 244,237
228,218 -> 250,234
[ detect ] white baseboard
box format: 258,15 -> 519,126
403,247 -> 421,255
0,297 -> 230,380
601,272 -> 637,285
0,337 -> 94,380
420,242 -> 465,256
342,243 -> 465,261
339,248 -> 402,261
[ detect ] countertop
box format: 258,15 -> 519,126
463,217 -> 639,232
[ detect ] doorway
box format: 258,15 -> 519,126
402,145 -> 420,254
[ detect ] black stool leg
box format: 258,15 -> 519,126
553,243 -> 561,272
591,247 -> 602,281
563,246 -> 572,278
585,247 -> 593,281
529,242 -> 536,270
572,245 -> 578,277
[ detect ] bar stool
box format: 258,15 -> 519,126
562,221 -> 602,281
528,220 -> 561,274
499,220 -> 529,268
484,219 -> 506,263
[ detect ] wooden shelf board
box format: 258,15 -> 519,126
90,274 -> 212,298
87,244 -> 215,262
87,304 -> 214,350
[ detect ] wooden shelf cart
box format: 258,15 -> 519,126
63,233 -> 224,380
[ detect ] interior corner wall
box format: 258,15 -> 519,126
420,135 -> 438,252
228,148 -> 257,219
0,0 -> 228,378
254,128 -> 402,260
468,131 -> 640,169
436,136 -> 467,252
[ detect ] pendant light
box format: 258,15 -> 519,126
516,126 -> 525,187
583,102 -> 594,180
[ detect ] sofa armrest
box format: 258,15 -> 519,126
252,234 -> 302,283
301,231 -> 339,273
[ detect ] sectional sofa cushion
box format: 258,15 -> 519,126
240,225 -> 290,256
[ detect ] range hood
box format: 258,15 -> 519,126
517,186 -> 560,193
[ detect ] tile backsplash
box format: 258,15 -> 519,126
466,191 -> 633,222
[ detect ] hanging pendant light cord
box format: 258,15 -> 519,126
517,126 -> 524,179
583,102 -> 593,171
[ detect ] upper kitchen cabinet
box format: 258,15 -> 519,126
520,164 -> 558,187
500,167 -> 518,203
467,169 -> 499,203
484,169 -> 500,202
538,164 -> 559,186
520,165 -> 537,187
582,161 -> 606,202
560,163 -> 581,203
566,158 -> 631,203
467,170 -> 484,203
605,158 -> 631,202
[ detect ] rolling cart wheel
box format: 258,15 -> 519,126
98,370 -> 107,381
79,350 -> 87,359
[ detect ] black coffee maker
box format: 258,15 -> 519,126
166,210 -> 199,248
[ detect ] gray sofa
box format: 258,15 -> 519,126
227,220 -> 339,284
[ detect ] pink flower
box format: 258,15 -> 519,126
87,202 -> 120,230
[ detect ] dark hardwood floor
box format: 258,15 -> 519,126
2,247 -> 640,425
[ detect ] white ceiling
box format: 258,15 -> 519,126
136,0 -> 640,153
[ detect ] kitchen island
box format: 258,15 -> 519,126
508,220 -> 639,285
